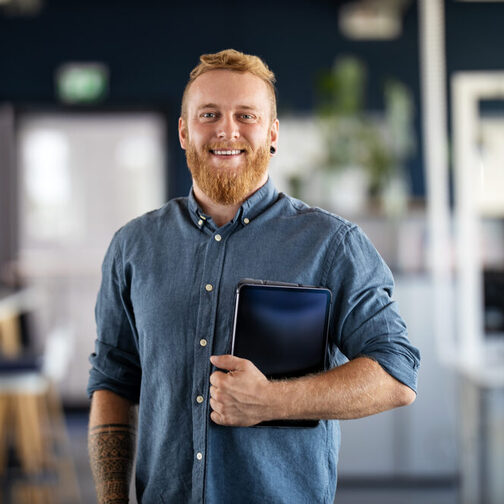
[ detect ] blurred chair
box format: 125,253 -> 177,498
0,305 -> 81,504
0,311 -> 22,358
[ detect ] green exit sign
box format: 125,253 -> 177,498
56,63 -> 109,104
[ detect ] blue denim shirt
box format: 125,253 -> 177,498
87,178 -> 420,504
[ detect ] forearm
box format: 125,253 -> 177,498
88,389 -> 137,504
267,357 -> 416,421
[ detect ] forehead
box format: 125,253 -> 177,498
186,70 -> 271,113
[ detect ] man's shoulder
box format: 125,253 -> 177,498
277,191 -> 357,236
113,196 -> 188,242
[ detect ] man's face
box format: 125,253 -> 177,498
179,70 -> 279,205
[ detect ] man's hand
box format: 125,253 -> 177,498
209,355 -> 273,427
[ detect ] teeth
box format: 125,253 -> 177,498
213,150 -> 242,155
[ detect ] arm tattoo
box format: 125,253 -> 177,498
89,424 -> 136,504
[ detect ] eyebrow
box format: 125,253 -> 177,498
197,103 -> 259,111
197,103 -> 218,110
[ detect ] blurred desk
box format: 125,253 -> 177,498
459,363 -> 504,504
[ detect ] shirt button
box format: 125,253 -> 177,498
205,284 -> 213,292
198,219 -> 203,226
243,217 -> 250,224
199,339 -> 207,347
214,234 -> 222,242
196,395 -> 204,404
196,452 -> 203,461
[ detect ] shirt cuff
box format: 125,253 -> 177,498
360,349 -> 419,393
87,339 -> 141,402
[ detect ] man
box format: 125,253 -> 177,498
88,49 -> 420,504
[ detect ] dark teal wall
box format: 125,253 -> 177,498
1,0 -> 504,198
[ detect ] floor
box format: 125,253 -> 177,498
336,482 -> 459,504
4,411 -> 460,504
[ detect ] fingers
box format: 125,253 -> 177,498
210,410 -> 225,425
209,388 -> 231,425
210,370 -> 240,388
210,408 -> 227,426
209,385 -> 220,402
209,355 -> 251,388
209,397 -> 222,414
210,354 -> 249,371
209,399 -> 248,427
209,385 -> 231,409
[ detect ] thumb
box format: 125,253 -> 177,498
210,354 -> 248,371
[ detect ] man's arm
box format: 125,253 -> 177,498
209,354 -> 415,427
88,389 -> 137,504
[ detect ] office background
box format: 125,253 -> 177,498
1,1 -> 503,503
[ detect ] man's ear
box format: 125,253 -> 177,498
269,118 -> 279,155
178,117 -> 187,150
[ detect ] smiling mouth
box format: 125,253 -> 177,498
210,149 -> 245,156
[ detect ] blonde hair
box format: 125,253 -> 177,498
181,49 -> 277,120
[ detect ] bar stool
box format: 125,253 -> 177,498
0,317 -> 81,504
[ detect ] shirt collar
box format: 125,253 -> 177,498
187,177 -> 278,230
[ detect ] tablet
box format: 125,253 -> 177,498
230,279 -> 331,428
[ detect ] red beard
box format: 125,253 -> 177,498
185,140 -> 270,205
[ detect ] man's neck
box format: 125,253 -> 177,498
192,175 -> 268,228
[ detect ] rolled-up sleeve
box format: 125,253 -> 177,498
327,225 -> 420,392
87,231 -> 141,403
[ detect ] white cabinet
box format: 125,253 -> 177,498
338,275 -> 458,477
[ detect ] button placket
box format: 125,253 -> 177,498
191,228 -> 230,499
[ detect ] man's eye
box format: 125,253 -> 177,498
240,114 -> 255,120
201,112 -> 216,119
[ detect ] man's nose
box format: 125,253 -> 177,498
217,115 -> 239,140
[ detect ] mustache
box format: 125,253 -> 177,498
205,141 -> 252,153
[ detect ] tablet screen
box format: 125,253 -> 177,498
231,282 -> 331,380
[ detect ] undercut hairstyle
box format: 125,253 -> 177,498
181,49 -> 277,121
